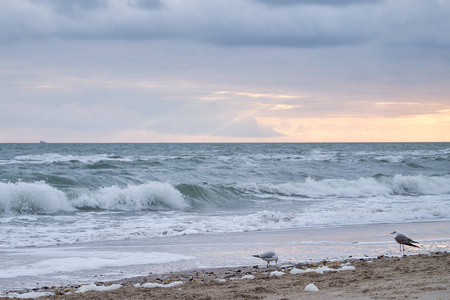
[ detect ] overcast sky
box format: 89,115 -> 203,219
1,0 -> 449,142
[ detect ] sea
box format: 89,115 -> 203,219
1,143 -> 450,292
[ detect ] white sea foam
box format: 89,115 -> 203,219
375,155 -> 404,163
12,153 -> 133,164
140,281 -> 184,288
235,174 -> 450,198
0,249 -> 193,279
0,181 -> 74,214
304,283 -> 319,292
70,182 -> 188,210
239,150 -> 338,163
76,283 -> 122,293
2,291 -> 54,298
0,181 -> 188,214
1,193 -> 449,248
270,271 -> 285,277
0,175 -> 449,248
291,265 -> 356,275
2,175 -> 448,216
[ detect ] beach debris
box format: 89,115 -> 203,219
269,271 -> 285,277
252,251 -> 279,267
304,283 -> 319,292
390,231 -> 420,254
240,274 -> 255,280
325,261 -> 342,269
215,278 -> 227,283
291,265 -> 355,275
76,283 -> 122,293
140,281 -> 184,288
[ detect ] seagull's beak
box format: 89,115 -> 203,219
390,232 -> 395,234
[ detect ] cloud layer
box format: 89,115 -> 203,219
0,0 -> 449,142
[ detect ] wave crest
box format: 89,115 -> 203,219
0,181 -> 188,214
0,181 -> 74,214
233,175 -> 450,198
70,182 -> 188,211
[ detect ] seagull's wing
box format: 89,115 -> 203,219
259,251 -> 276,259
396,234 -> 419,247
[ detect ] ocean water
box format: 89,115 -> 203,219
1,143 -> 450,291
1,143 -> 449,249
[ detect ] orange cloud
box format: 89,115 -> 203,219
257,110 -> 450,142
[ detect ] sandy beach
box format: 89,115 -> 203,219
1,252 -> 448,300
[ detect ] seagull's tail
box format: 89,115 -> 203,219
252,255 -> 260,258
406,242 -> 420,248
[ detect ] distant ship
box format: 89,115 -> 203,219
39,140 -> 47,144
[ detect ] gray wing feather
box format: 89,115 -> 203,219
396,234 -> 419,245
259,251 -> 276,258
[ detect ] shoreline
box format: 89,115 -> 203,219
1,220 -> 449,298
2,252 -> 448,299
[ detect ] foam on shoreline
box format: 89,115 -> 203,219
0,221 -> 449,295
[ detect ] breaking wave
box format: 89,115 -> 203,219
11,153 -> 133,164
0,181 -> 74,214
231,174 -> 450,198
70,182 -> 188,211
1,174 -> 449,215
0,181 -> 188,214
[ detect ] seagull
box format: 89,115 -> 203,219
252,251 -> 278,267
390,231 -> 419,254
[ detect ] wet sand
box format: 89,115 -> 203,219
2,252 -> 449,300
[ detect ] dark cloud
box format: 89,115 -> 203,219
31,0 -> 108,14
252,0 -> 382,6
0,0 -> 447,50
0,0 -> 370,48
127,0 -> 163,10
4,0 -> 445,51
209,33 -> 363,48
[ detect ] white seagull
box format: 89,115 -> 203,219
390,231 -> 419,254
252,251 -> 278,267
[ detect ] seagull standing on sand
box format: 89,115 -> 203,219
390,231 -> 419,254
252,251 -> 278,267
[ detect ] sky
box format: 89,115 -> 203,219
0,0 -> 449,143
